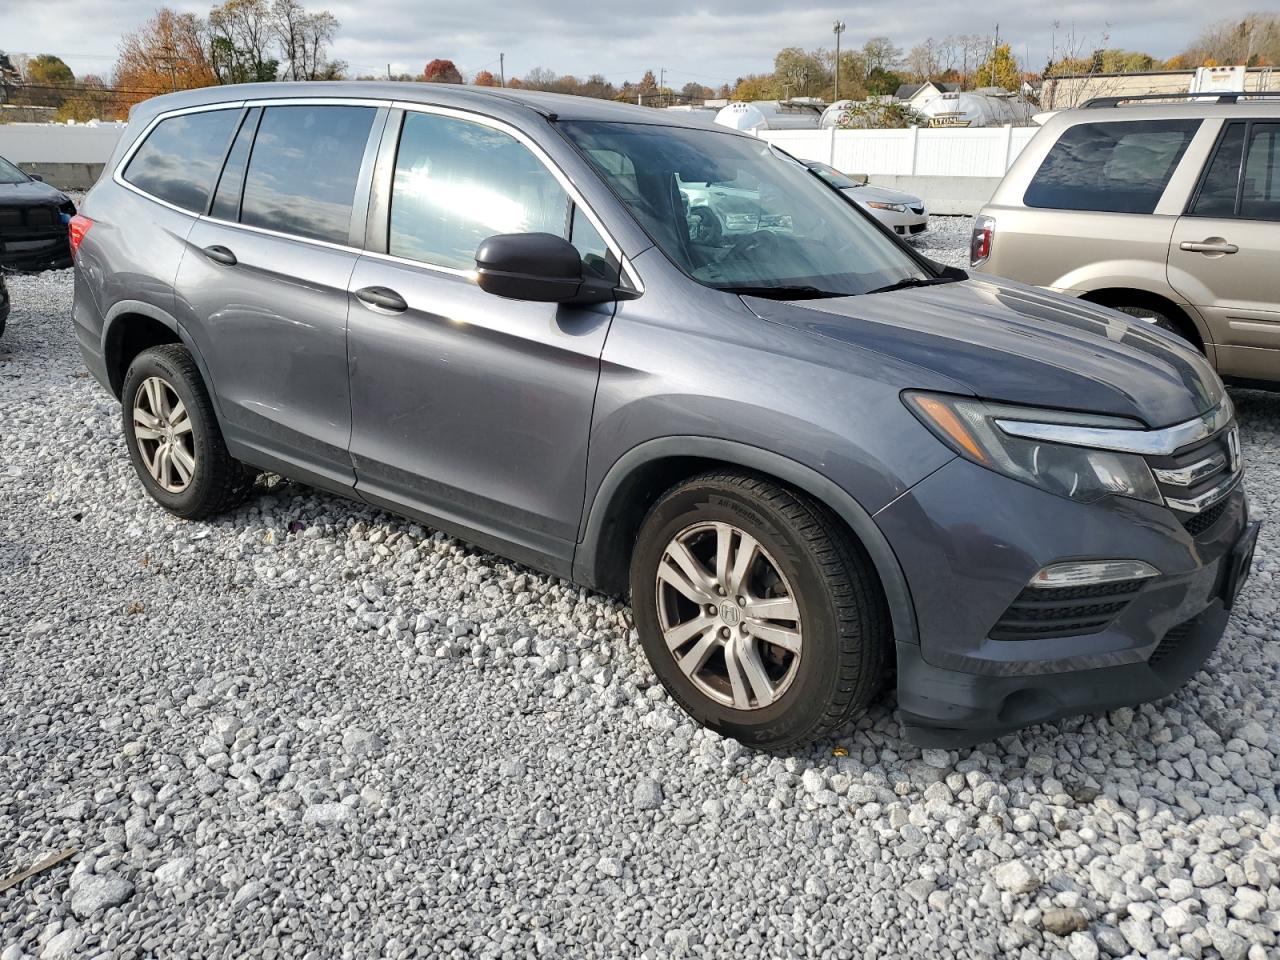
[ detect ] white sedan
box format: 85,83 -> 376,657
804,160 -> 929,238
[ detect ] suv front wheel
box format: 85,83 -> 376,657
121,344 -> 257,519
630,471 -> 890,750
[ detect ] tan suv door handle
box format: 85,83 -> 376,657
1180,239 -> 1238,255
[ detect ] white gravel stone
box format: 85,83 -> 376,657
69,874 -> 134,918
993,860 -> 1041,895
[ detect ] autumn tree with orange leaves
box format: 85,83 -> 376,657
112,8 -> 216,113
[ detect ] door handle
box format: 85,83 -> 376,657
355,286 -> 408,313
1180,239 -> 1238,255
201,244 -> 237,266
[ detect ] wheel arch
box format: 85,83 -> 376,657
1077,287 -> 1208,352
101,301 -> 217,404
573,437 -> 918,646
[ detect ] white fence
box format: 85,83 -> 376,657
0,122 -> 127,163
760,125 -> 1040,178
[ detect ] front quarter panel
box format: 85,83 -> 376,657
584,248 -> 961,523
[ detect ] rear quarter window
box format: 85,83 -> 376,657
122,109 -> 240,213
1024,119 -> 1201,214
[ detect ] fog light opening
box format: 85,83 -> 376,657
1029,560 -> 1159,588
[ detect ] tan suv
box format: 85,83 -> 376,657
972,95 -> 1280,384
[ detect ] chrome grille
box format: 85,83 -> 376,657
1146,425 -> 1241,517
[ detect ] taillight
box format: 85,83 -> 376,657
970,215 -> 995,266
68,215 -> 93,257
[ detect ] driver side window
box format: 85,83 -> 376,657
389,112 -> 570,270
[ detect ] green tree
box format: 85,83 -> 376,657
865,66 -> 903,96
974,43 -> 1020,91
26,54 -> 74,87
773,46 -> 828,98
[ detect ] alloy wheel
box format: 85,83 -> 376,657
655,521 -> 803,710
132,376 -> 196,493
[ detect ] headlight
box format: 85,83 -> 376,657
904,392 -> 1162,506
866,201 -> 907,213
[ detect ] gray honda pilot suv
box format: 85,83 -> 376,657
72,83 -> 1259,749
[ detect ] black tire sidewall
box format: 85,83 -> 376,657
121,349 -> 221,515
631,481 -> 843,748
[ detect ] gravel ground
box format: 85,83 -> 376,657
2,236 -> 1279,960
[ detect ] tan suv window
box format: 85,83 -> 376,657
1024,119 -> 1200,214
1241,123 -> 1280,221
1190,121 -> 1280,222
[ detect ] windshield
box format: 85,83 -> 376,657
807,161 -> 864,191
559,121 -> 928,297
0,155 -> 30,185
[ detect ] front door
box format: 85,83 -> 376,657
176,102 -> 381,491
346,109 -> 623,570
1169,120 -> 1280,380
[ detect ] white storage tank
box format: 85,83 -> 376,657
915,90 -> 1036,127
715,100 -> 823,132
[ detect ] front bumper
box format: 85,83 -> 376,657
856,202 -> 928,236
0,233 -> 72,271
877,457 -> 1253,746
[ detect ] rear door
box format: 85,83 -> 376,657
345,106 -> 623,571
175,101 -> 385,492
1169,120 -> 1280,380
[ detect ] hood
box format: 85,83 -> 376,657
841,183 -> 921,207
0,177 -> 71,207
744,276 -> 1224,428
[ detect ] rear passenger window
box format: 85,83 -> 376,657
1190,121 -> 1280,221
123,109 -> 240,213
1240,123 -> 1280,221
209,107 -> 261,222
1190,123 -> 1246,218
389,112 -> 570,270
240,104 -> 377,244
1024,120 -> 1201,214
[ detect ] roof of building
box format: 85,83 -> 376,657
894,82 -> 960,100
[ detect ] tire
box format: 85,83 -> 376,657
1113,304 -> 1188,341
121,344 -> 257,519
630,471 -> 890,750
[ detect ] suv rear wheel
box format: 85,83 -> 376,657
122,344 -> 257,519
1111,303 -> 1194,344
630,471 -> 890,750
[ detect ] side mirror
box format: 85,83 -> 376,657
475,233 -> 619,304
29,173 -> 44,182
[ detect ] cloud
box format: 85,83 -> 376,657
2,0 -> 1261,85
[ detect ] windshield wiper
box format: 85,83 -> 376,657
719,284 -> 845,300
864,276 -> 963,296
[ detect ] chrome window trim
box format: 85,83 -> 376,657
1165,470 -> 1242,514
995,400 -> 1234,456
113,96 -> 643,293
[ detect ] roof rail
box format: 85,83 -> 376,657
1082,90 -> 1280,108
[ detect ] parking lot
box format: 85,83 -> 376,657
2,225 -> 1279,959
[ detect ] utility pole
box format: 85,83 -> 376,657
156,51 -> 180,93
499,53 -> 505,87
386,63 -> 391,80
832,20 -> 846,102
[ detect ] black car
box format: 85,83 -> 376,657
0,270 -> 8,338
0,154 -> 75,270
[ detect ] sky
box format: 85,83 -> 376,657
1,0 -> 1263,88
